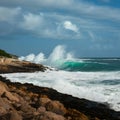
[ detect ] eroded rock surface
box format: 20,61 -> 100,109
0,57 -> 47,73
0,76 -> 120,120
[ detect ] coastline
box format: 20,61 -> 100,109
0,57 -> 47,73
0,57 -> 120,120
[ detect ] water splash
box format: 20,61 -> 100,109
19,45 -> 120,71
19,45 -> 74,68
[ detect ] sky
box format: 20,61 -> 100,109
0,0 -> 120,57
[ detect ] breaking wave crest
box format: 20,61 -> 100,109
19,45 -> 120,71
19,45 -> 74,68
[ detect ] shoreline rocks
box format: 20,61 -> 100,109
0,76 -> 120,120
0,57 -> 47,73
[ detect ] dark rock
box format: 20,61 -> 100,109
0,76 -> 120,120
65,108 -> 89,120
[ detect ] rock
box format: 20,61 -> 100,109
39,97 -> 51,106
0,76 -> 120,120
37,107 -> 46,113
0,57 -> 47,73
66,108 -> 89,120
0,81 -> 9,95
95,117 -> 100,120
39,97 -> 66,115
0,81 -> 19,102
33,111 -> 66,120
0,106 -> 7,115
0,113 -> 11,120
0,97 -> 22,120
10,110 -> 22,120
0,97 -> 13,112
20,102 -> 36,114
45,101 -> 66,115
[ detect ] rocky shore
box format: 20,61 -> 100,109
0,57 -> 120,120
0,57 -> 47,73
0,76 -> 120,120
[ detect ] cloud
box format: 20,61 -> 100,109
0,7 -> 21,23
19,12 -> 80,39
35,0 -> 71,7
20,13 -> 43,30
0,0 -> 119,42
0,0 -> 71,8
19,12 -> 58,38
63,21 -> 78,33
0,0 -> 120,21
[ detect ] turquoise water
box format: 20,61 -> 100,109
58,58 -> 120,71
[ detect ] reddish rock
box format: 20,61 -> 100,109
0,81 -> 19,102
0,57 -> 47,73
0,76 -> 120,120
33,111 -> 66,120
10,110 -> 22,120
39,97 -> 51,106
37,106 -> 46,113
0,106 -> 7,115
45,101 -> 66,115
0,96 -> 22,120
20,102 -> 36,114
0,97 -> 13,112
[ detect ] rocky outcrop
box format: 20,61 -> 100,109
0,49 -> 14,58
0,76 -> 120,120
0,57 -> 47,73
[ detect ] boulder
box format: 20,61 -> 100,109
66,109 -> 89,120
39,97 -> 51,106
0,81 -> 19,102
10,110 -> 22,120
33,111 -> 66,120
45,101 -> 66,115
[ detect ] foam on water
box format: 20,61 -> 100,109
2,70 -> 120,111
4,45 -> 120,111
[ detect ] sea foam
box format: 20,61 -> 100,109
4,45 -> 120,111
2,70 -> 120,111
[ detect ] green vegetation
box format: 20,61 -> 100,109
0,49 -> 12,58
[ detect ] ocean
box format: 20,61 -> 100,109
2,45 -> 120,111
